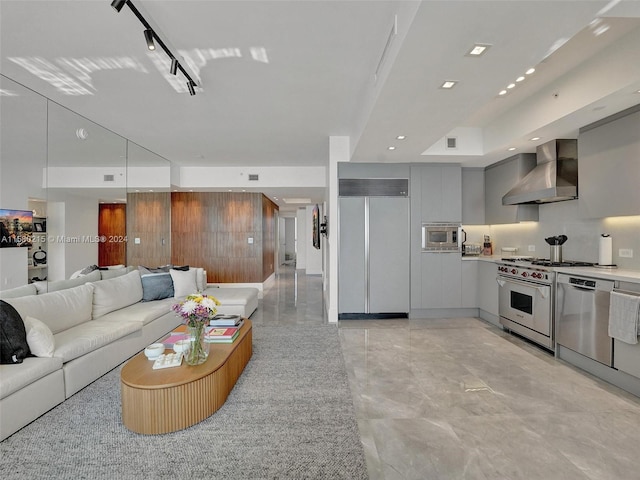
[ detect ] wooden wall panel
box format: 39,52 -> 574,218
171,192 -> 270,284
262,195 -> 277,281
126,192 -> 171,268
98,204 -> 126,266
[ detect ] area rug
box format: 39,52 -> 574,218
0,324 -> 368,480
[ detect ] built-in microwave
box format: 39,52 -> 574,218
421,223 -> 461,252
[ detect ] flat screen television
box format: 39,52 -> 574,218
0,208 -> 33,247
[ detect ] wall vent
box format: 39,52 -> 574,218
103,174 -> 115,182
339,178 -> 409,197
248,174 -> 259,181
446,137 -> 457,149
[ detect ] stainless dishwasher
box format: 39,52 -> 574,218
556,273 -> 615,366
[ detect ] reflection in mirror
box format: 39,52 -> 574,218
46,101 -> 127,283
126,141 -> 171,268
0,75 -> 47,289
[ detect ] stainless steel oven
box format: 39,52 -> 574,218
421,223 -> 461,252
497,263 -> 555,350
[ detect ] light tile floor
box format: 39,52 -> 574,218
260,267 -> 640,480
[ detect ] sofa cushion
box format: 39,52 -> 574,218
90,270 -> 143,319
24,315 -> 55,358
99,266 -> 134,280
170,268 -> 198,297
4,284 -> 94,335
0,284 -> 37,299
53,319 -> 141,363
0,357 -> 63,399
34,269 -> 101,294
99,297 -> 175,326
202,287 -> 257,306
0,300 -> 30,364
141,272 -> 174,301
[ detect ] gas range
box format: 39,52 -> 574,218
497,258 -> 595,285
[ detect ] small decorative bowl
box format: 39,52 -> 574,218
144,343 -> 165,360
173,339 -> 191,354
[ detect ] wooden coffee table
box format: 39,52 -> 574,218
120,319 -> 252,434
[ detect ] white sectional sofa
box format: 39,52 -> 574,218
0,267 -> 258,441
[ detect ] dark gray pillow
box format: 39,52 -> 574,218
0,300 -> 31,364
140,273 -> 174,301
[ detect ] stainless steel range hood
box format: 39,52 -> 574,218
502,139 -> 578,205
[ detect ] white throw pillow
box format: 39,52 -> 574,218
170,268 -> 199,297
23,316 -> 55,357
90,270 -> 143,319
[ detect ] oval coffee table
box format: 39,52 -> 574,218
121,319 -> 252,434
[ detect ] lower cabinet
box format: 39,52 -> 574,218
477,261 -> 499,318
420,253 -> 461,308
461,260 -> 478,308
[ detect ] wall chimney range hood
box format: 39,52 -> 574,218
502,139 -> 578,205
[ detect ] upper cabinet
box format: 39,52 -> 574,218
412,164 -> 461,223
578,105 -> 640,219
484,154 -> 538,225
461,168 -> 485,225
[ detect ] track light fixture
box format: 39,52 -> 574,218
111,0 -> 201,95
143,29 -> 155,51
111,0 -> 127,13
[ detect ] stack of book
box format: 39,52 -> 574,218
205,314 -> 243,343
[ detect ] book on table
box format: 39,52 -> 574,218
204,326 -> 240,343
209,314 -> 243,327
163,331 -> 189,347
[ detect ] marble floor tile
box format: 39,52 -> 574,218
260,267 -> 640,479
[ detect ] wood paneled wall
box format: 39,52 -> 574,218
98,204 -> 127,266
262,196 -> 277,280
171,192 -> 277,284
126,192 -> 171,268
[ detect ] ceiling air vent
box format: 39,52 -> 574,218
103,174 -> 115,182
248,174 -> 259,181
446,137 -> 457,149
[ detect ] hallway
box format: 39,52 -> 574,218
256,266 -> 640,479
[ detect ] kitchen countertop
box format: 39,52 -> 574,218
462,255 -> 640,283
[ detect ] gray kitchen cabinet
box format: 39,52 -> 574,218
420,253 -> 461,308
461,168 -> 485,224
484,154 -> 538,224
461,260 -> 478,308
414,165 -> 462,222
578,105 -> 640,219
477,261 -> 499,319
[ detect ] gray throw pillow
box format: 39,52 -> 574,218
140,273 -> 174,301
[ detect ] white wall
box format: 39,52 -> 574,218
284,217 -> 296,263
296,208 -> 307,270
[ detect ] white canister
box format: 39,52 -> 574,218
598,234 -> 613,266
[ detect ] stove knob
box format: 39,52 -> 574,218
511,269 -> 517,274
521,271 -> 528,278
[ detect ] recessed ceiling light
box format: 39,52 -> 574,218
508,147 -> 516,151
388,146 -> 396,150
466,44 -> 491,56
396,135 -> 406,140
526,67 -> 535,75
516,76 -> 525,82
440,81 -> 457,89
283,198 -> 311,204
499,90 -> 507,96
530,137 -> 541,141
507,83 -> 516,89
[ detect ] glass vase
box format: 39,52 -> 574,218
185,323 -> 209,365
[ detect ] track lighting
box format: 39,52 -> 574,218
112,0 -> 201,94
144,29 -> 155,51
111,0 -> 127,13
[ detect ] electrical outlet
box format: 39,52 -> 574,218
528,245 -> 535,252
619,249 -> 633,258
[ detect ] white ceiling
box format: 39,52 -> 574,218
1,0 -> 640,211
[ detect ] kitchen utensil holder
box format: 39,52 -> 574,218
550,245 -> 562,263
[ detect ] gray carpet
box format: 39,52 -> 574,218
0,324 -> 368,480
